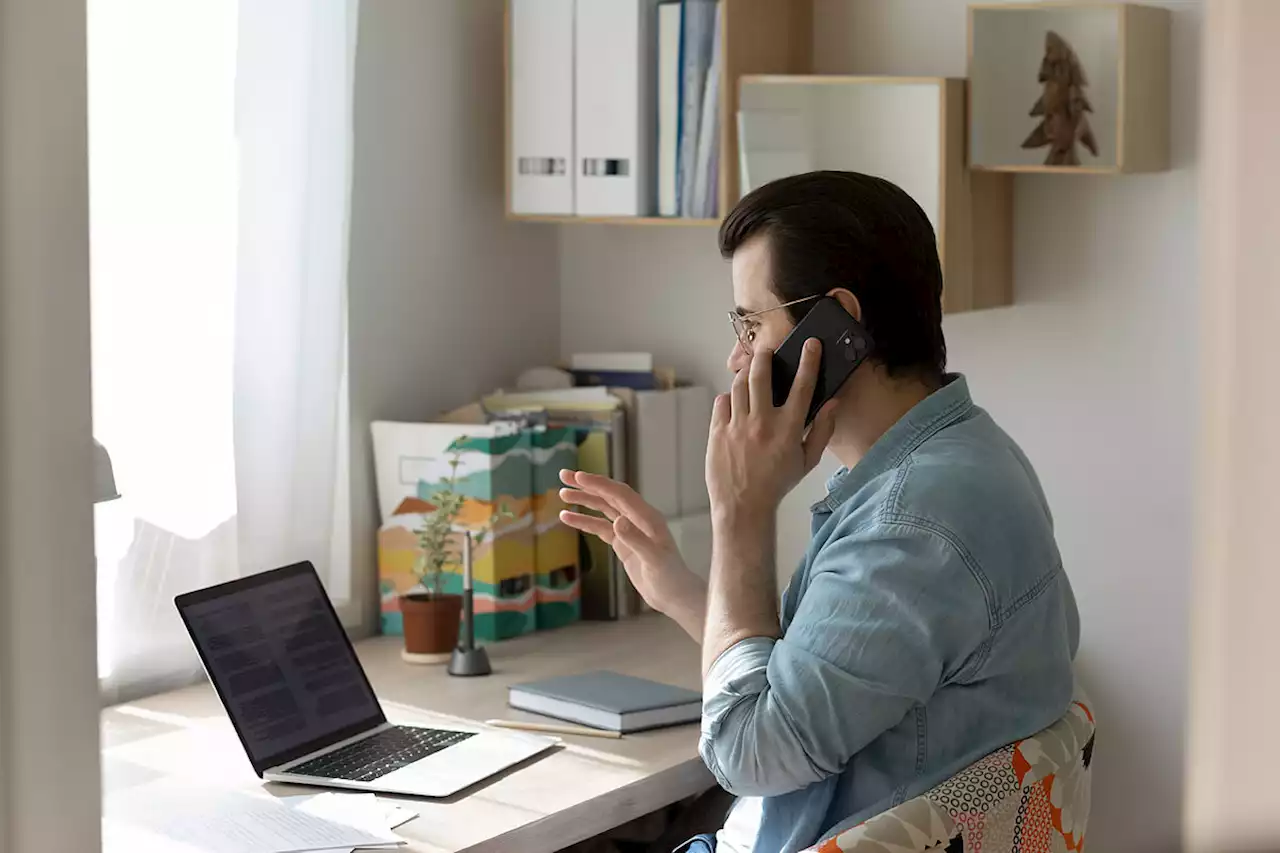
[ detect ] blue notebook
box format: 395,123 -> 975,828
508,671 -> 702,733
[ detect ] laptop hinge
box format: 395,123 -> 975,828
270,721 -> 395,774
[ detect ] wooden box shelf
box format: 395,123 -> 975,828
504,0 -> 813,226
737,75 -> 1013,314
968,2 -> 1171,174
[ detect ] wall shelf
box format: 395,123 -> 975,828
968,2 -> 1171,173
738,75 -> 1013,314
504,0 -> 813,225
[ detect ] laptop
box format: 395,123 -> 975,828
175,561 -> 556,797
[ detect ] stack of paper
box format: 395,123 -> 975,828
104,790 -> 416,853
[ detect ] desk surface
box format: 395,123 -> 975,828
101,614 -> 713,853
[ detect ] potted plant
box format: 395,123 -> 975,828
400,445 -> 512,659
399,447 -> 467,658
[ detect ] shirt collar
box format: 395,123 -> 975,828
811,373 -> 975,514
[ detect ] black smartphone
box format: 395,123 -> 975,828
771,296 -> 874,425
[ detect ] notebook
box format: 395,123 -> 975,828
508,671 -> 702,733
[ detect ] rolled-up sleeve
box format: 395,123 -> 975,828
698,520 -> 991,797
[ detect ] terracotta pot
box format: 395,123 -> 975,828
400,593 -> 462,656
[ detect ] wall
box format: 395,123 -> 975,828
0,0 -> 101,850
347,0 -> 561,635
1185,2 -> 1280,849
559,1 -> 1201,849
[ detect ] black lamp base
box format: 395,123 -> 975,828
449,536 -> 491,677
447,645 -> 492,677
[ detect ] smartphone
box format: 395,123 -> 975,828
771,296 -> 874,425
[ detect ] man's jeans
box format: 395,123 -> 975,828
674,834 -> 716,853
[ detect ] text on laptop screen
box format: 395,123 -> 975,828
182,570 -> 382,769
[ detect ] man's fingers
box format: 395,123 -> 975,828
568,470 -> 665,538
730,364 -> 750,421
559,487 -> 619,521
612,517 -> 664,563
559,510 -> 615,543
748,347 -> 774,413
787,338 -> 823,425
711,393 -> 731,429
803,400 -> 838,472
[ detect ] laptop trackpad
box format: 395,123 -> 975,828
378,731 -> 555,796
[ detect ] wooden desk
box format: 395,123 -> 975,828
101,614 -> 714,853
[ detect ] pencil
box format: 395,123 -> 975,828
485,719 -> 623,740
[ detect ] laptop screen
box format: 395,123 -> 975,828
175,562 -> 386,776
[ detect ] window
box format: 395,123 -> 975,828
89,0 -> 357,699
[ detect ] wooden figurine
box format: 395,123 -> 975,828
1022,30 -> 1099,166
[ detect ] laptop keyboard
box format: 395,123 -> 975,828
289,725 -> 475,783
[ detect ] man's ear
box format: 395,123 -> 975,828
827,288 -> 863,324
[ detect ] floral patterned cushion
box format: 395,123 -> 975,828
810,693 -> 1095,853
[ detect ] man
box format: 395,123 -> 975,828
559,171 -> 1080,853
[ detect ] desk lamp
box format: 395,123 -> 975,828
94,439 -> 120,503
448,531 -> 492,677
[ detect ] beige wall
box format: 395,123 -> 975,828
1185,1 -> 1280,850
560,1 -> 1201,848
347,0 -> 561,635
0,0 -> 100,850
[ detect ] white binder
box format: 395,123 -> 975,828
669,514 -> 712,579
574,0 -> 663,217
510,0 -> 575,215
633,390 -> 680,518
675,385 -> 712,514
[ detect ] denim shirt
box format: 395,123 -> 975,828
699,375 -> 1080,853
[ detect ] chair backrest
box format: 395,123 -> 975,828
810,693 -> 1096,853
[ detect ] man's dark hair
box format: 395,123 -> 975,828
719,170 -> 947,384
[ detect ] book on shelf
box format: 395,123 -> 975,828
655,0 -> 721,219
570,367 -> 677,392
568,352 -> 675,391
570,369 -> 659,391
657,1 -> 682,217
569,352 -> 654,372
689,0 -> 723,219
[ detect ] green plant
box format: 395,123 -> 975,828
410,442 -> 516,599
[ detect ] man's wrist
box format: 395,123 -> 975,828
651,568 -> 707,641
709,512 -> 777,599
653,565 -> 704,610
711,501 -> 776,532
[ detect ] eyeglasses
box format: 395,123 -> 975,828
728,295 -> 823,355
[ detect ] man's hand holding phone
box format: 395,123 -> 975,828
706,337 -> 837,529
698,337 -> 837,674
556,337 -> 836,647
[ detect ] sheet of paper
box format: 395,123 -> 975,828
275,793 -> 413,853
112,791 -> 402,853
382,803 -> 418,830
104,818 -> 209,853
281,793 -> 417,832
295,793 -> 402,838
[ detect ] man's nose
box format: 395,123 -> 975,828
727,339 -> 750,374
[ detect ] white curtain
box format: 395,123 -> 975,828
89,0 -> 359,702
